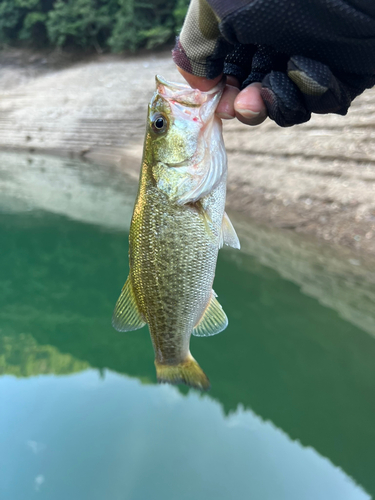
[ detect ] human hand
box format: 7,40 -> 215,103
177,47 -> 375,127
173,0 -> 375,127
177,67 -> 267,126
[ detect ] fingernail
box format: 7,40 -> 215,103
217,112 -> 235,120
236,108 -> 260,118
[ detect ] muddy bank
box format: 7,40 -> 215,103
0,49 -> 374,253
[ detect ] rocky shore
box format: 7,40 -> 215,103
0,48 -> 374,254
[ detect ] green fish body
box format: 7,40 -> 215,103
113,76 -> 240,390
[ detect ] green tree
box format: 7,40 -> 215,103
108,0 -> 187,52
0,1 -> 24,43
0,0 -> 190,51
46,0 -> 117,51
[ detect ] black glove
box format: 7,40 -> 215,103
220,0 -> 375,126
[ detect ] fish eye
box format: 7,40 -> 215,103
155,118 -> 164,129
151,114 -> 168,133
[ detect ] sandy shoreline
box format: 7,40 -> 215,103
0,48 -> 374,254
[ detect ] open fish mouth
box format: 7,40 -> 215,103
155,74 -> 225,111
156,74 -> 226,95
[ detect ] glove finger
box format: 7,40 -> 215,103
242,45 -> 288,88
224,44 -> 256,86
337,72 -> 375,100
287,56 -> 352,115
260,71 -> 311,127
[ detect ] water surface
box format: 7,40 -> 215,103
0,152 -> 374,499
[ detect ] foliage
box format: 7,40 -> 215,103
0,0 -> 189,51
0,332 -> 89,377
45,0 -> 118,49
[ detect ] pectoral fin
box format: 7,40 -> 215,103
193,291 -> 228,337
219,212 -> 240,249
193,200 -> 214,237
112,277 -> 146,332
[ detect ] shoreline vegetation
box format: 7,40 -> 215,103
0,0 -> 188,53
0,47 -> 374,255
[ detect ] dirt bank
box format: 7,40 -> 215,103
0,48 -> 374,253
2,150 -> 374,338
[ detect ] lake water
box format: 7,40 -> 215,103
1,152 -> 375,500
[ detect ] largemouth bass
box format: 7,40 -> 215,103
112,76 -> 240,390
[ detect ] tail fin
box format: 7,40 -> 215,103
155,353 -> 210,391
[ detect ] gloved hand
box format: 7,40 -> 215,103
173,0 -> 375,127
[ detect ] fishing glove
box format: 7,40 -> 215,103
172,0 -> 375,126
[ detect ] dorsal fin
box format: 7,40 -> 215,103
193,291 -> 228,337
219,212 -> 240,249
112,277 -> 146,332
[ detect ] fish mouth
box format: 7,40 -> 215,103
155,75 -> 225,109
155,75 -> 190,92
156,75 -> 226,95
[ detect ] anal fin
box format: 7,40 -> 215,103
193,291 -> 228,337
112,277 -> 146,332
219,212 -> 240,249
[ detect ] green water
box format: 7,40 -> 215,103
1,153 -> 375,499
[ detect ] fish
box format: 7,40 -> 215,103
112,75 -> 240,390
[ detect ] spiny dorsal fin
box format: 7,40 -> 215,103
193,291 -> 228,337
112,277 -> 146,332
219,212 -> 240,249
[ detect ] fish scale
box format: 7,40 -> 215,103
133,186 -> 214,357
